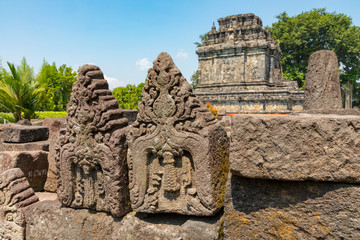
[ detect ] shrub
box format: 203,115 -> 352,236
36,111 -> 67,119
206,102 -> 218,119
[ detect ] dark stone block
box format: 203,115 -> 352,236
224,174 -> 360,239
42,117 -> 66,192
122,109 -> 138,125
3,125 -> 49,143
0,151 -> 49,191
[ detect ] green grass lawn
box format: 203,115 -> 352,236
0,111 -> 67,123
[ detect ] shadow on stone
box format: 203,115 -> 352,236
135,210 -> 223,226
230,175 -> 350,215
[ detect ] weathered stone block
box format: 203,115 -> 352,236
0,168 -> 39,240
128,52 -> 229,216
0,140 -> 49,151
25,200 -> 223,240
122,109 -> 138,125
230,114 -> 360,183
42,117 -> 66,192
56,65 -> 130,218
0,151 -> 48,191
304,50 -> 342,110
224,174 -> 360,239
3,125 -> 49,143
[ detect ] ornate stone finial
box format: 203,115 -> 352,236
127,52 -> 229,216
211,22 -> 216,32
0,168 -> 39,240
304,50 -> 342,110
56,64 -> 130,218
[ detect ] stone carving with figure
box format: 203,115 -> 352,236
127,52 -> 229,216
55,65 -> 130,218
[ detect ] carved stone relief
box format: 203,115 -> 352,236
56,65 -> 130,218
0,168 -> 39,240
127,52 -> 229,216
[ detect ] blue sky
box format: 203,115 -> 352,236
1,0 -> 359,89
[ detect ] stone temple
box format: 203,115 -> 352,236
195,13 -> 304,113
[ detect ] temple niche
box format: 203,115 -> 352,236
195,13 -> 304,113
127,52 -> 229,216
55,65 -> 130,218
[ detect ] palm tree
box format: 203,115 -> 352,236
193,34 -> 208,48
0,57 -> 43,121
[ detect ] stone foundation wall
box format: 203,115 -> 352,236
225,113 -> 360,239
225,175 -> 360,239
2,112 -> 359,239
25,199 -> 223,240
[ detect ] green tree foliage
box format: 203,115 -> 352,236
267,8 -> 360,105
0,57 -> 43,121
190,70 -> 199,90
191,32 -> 202,90
194,34 -> 208,48
0,60 -> 5,112
112,82 -> 145,110
37,61 -> 77,111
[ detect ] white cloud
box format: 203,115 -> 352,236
104,75 -> 125,90
136,58 -> 152,71
176,50 -> 189,59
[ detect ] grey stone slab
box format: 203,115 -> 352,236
25,200 -> 223,240
230,114 -> 360,183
